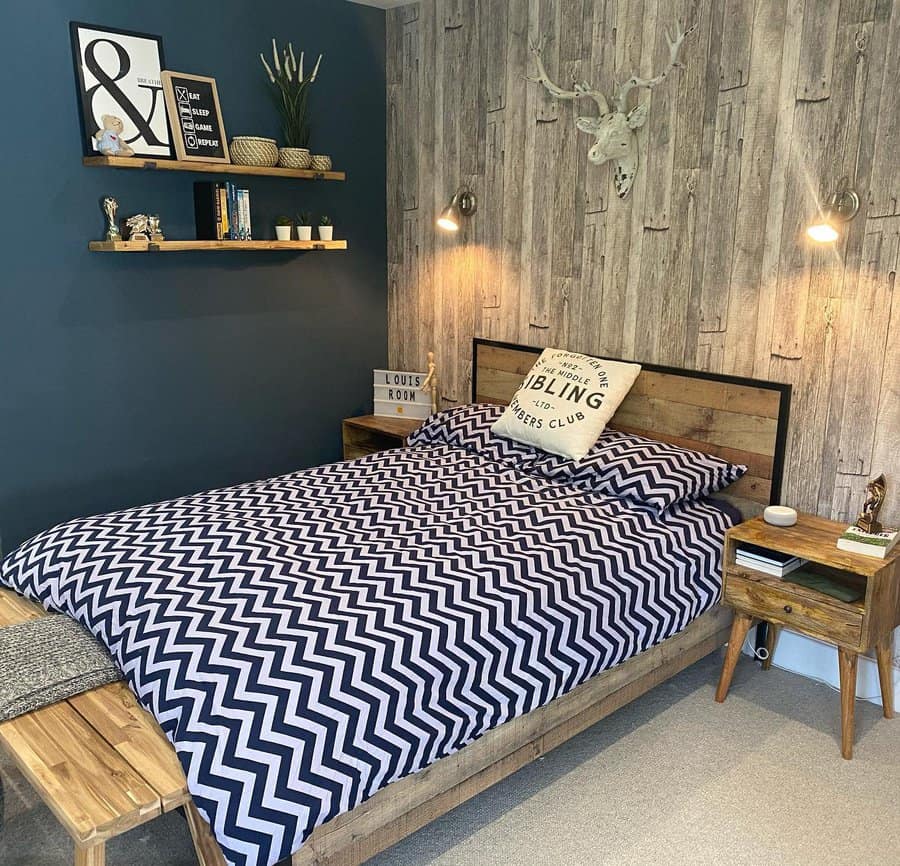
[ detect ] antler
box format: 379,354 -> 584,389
527,39 -> 610,116
615,23 -> 696,112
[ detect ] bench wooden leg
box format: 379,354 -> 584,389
186,801 -> 228,866
75,843 -> 105,866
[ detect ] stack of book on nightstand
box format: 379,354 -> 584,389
735,542 -> 807,578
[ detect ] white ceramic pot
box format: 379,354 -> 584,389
275,225 -> 292,241
296,226 -> 312,241
318,226 -> 334,241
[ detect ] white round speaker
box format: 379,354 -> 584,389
764,505 -> 798,527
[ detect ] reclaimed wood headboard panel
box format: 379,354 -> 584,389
472,339 -> 792,512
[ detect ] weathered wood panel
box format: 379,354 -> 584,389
387,0 -> 900,527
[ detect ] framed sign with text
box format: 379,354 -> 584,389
70,22 -> 172,159
161,71 -> 230,163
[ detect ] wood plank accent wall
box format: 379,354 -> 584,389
387,0 -> 900,526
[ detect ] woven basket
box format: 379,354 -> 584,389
230,137 -> 279,167
310,154 -> 333,172
278,147 -> 312,169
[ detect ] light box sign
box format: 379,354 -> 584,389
373,370 -> 431,420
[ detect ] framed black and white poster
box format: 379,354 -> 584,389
70,22 -> 172,159
161,71 -> 230,163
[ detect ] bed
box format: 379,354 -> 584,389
0,339 -> 791,866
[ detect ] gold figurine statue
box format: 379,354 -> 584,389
856,474 -> 887,535
421,351 -> 439,415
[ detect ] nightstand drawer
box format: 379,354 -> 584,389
724,573 -> 863,647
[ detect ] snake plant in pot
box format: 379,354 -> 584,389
318,214 -> 333,242
260,39 -> 323,169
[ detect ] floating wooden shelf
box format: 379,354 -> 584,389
83,155 -> 346,181
89,240 -> 348,253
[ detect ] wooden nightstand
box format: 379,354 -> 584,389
715,513 -> 900,759
342,415 -> 421,460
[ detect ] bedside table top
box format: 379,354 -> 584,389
727,513 -> 898,577
343,415 -> 422,437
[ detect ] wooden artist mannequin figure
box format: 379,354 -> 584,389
421,352 -> 439,415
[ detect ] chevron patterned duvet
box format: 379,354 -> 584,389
0,443 -> 736,866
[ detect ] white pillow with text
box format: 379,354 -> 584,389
491,348 -> 641,461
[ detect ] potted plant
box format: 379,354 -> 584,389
274,216 -> 293,241
296,211 -> 313,241
318,215 -> 333,241
260,40 -> 323,169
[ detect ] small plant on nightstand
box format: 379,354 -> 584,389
318,214 -> 333,241
274,215 -> 292,241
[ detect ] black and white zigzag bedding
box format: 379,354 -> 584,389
0,443 -> 735,866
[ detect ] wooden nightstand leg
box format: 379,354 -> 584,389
75,843 -> 105,866
763,623 -> 781,671
715,613 -> 754,703
875,639 -> 894,719
838,648 -> 858,760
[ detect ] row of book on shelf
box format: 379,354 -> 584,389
193,181 -> 252,241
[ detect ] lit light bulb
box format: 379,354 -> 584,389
436,188 -> 477,232
806,222 -> 840,243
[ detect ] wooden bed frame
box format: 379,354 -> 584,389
0,339 -> 791,866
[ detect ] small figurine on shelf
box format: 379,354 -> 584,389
94,115 -> 135,157
856,474 -> 887,535
125,214 -> 151,242
101,196 -> 120,242
147,215 -> 164,243
421,351 -> 439,415
318,215 -> 333,241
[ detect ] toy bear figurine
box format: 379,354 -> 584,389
94,115 -> 135,157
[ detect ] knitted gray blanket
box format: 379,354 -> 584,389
0,615 -> 120,721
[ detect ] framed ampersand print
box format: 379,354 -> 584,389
70,22 -> 173,159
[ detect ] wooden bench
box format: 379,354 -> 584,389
0,588 -> 227,866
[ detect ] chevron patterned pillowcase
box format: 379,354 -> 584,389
491,349 -> 642,461
407,403 -> 537,464
407,404 -> 744,509
528,429 -> 747,511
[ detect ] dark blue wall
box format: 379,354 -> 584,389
0,1 -> 387,550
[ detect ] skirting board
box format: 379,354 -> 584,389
293,605 -> 733,866
743,625 -> 900,706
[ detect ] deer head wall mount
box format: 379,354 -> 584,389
527,23 -> 696,199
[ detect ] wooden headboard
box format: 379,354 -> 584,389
472,339 -> 791,514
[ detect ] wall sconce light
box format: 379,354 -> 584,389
437,186 -> 477,232
806,177 -> 859,243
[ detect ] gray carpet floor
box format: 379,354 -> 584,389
2,651 -> 898,866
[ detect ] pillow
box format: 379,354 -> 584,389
407,403 -> 536,464
527,428 -> 747,511
491,348 -> 641,461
